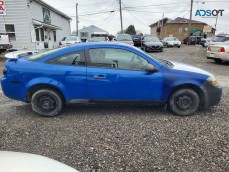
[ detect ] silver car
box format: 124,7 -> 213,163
59,36 -> 81,47
162,37 -> 181,48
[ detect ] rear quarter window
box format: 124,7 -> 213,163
26,47 -> 65,61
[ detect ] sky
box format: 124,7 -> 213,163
45,0 -> 229,35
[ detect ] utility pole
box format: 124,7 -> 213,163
76,3 -> 78,36
119,0 -> 123,33
188,0 -> 193,45
215,13 -> 219,34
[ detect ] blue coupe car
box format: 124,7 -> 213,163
1,43 -> 222,117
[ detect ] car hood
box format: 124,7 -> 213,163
145,42 -> 163,46
172,61 -> 213,77
0,151 -> 79,172
166,41 -> 181,43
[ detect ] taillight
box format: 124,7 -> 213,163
59,42 -> 62,46
207,47 -> 211,51
218,47 -> 225,52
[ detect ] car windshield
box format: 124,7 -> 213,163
26,47 -> 65,61
65,36 -> 79,41
117,34 -> 132,41
167,37 -> 177,41
145,37 -> 160,42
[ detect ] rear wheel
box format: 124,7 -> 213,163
31,89 -> 63,117
168,88 -> 200,116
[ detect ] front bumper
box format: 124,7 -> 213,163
146,46 -> 163,51
201,81 -> 222,108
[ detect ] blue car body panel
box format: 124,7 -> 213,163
1,42 -> 213,105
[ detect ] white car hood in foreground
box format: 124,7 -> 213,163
172,61 -> 213,77
0,151 -> 79,172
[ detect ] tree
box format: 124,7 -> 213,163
125,25 -> 136,35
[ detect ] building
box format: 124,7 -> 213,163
149,17 -> 215,41
149,17 -> 172,36
0,0 -> 71,50
78,25 -> 109,41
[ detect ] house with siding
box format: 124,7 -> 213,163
0,0 -> 71,50
78,25 -> 109,41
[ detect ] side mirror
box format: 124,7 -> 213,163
145,64 -> 158,72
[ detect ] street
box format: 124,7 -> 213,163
0,45 -> 228,171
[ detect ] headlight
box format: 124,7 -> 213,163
207,75 -> 218,86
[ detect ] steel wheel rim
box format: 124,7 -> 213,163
175,94 -> 194,111
37,95 -> 56,112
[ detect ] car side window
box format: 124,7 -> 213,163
47,50 -> 86,66
88,48 -> 149,71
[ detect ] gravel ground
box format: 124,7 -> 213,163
0,45 -> 228,171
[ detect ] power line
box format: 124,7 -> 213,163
121,2 -> 148,26
56,1 -> 115,9
125,9 -> 190,13
80,0 -> 115,6
124,2 -> 188,9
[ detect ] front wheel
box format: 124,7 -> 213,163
168,88 -> 200,116
31,89 -> 63,117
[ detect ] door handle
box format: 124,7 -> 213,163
93,75 -> 106,79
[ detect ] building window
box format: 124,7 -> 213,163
35,28 -> 40,41
53,31 -> 56,42
80,32 -> 88,37
40,28 -> 44,41
5,24 -> 16,41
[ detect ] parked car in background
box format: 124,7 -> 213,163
1,42 -> 222,117
0,33 -> 13,52
132,35 -> 142,47
183,36 -> 197,45
0,151 -> 78,172
204,37 -> 214,47
206,41 -> 229,62
200,38 -> 207,47
205,34 -> 229,47
59,36 -> 81,47
116,34 -> 134,46
141,36 -> 163,52
89,37 -> 109,42
162,37 -> 181,48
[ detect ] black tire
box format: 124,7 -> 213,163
178,45 -> 181,48
160,48 -> 163,52
144,46 -> 147,52
214,59 -> 222,63
31,89 -> 63,117
168,88 -> 200,116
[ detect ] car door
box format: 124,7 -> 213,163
46,50 -> 87,100
86,47 -> 163,101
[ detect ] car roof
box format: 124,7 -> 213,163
66,42 -> 133,49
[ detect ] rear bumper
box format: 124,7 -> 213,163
206,51 -> 229,61
201,81 -> 222,108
